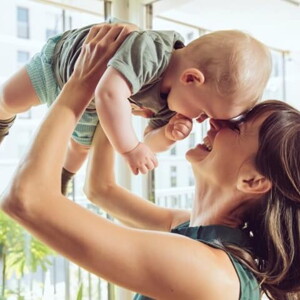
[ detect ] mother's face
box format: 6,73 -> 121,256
185,114 -> 267,186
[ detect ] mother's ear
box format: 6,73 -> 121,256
237,162 -> 272,194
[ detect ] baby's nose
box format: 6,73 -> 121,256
195,113 -> 208,123
209,118 -> 225,130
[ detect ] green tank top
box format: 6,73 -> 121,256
134,222 -> 260,300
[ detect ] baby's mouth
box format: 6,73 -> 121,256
196,113 -> 208,123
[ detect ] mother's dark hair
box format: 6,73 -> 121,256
226,100 -> 300,300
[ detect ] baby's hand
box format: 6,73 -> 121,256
122,143 -> 158,175
165,114 -> 193,141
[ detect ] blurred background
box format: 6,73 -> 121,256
0,0 -> 299,299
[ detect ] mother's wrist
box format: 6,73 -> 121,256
56,81 -> 94,121
64,79 -> 94,101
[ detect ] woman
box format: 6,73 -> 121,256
1,24 -> 300,299
84,100 -> 300,300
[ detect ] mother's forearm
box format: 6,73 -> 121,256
1,80 -> 90,218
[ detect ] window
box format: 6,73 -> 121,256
170,146 -> 176,155
188,167 -> 195,186
19,110 -> 32,119
17,50 -> 31,119
263,50 -> 285,100
1,3 -> 110,299
17,50 -> 29,65
170,166 -> 177,187
189,132 -> 195,148
186,31 -> 194,41
271,51 -> 283,78
46,28 -> 58,40
17,7 -> 30,39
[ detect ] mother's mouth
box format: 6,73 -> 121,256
199,136 -> 212,151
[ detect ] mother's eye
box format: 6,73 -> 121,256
227,121 -> 241,133
232,123 -> 241,133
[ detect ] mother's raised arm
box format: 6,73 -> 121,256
0,23 -> 134,232
0,23 -> 239,300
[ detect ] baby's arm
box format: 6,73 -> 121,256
84,125 -> 190,231
95,67 -> 157,175
144,113 -> 193,153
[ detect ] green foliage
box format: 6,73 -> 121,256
1,288 -> 26,300
76,283 -> 83,300
0,211 -> 23,259
6,237 -> 53,277
0,211 -> 54,296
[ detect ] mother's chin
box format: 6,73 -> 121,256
185,143 -> 211,163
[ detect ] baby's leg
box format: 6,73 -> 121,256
64,138 -> 90,173
0,67 -> 41,143
62,138 -> 90,196
63,109 -> 98,196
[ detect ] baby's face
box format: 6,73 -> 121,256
168,84 -> 252,122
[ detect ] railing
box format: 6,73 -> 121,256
2,200 -> 111,300
155,186 -> 194,209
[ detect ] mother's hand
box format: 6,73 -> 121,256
71,23 -> 137,99
0,22 -> 137,208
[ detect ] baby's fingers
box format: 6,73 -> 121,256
172,129 -> 186,140
173,122 -> 192,139
130,164 -> 139,175
139,165 -> 149,175
145,157 -> 158,170
152,156 -> 159,168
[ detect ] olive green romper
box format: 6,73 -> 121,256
134,222 -> 260,300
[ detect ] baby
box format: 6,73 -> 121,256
0,23 -> 272,193
93,28 -> 272,174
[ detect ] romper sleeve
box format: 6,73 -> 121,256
107,30 -> 183,94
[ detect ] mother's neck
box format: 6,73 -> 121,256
190,180 -> 248,228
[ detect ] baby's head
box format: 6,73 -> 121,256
169,30 -> 272,121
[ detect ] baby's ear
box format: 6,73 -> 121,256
180,68 -> 205,85
237,162 -> 272,195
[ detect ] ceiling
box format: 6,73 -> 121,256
154,0 -> 300,52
